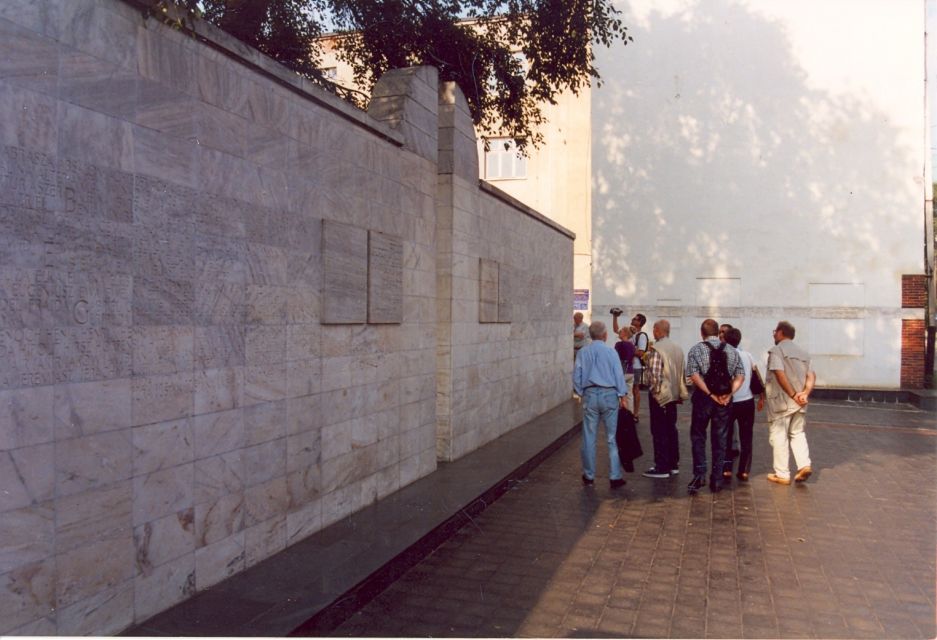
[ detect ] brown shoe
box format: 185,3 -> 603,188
722,470 -> 732,479
794,466 -> 812,483
736,472 -> 749,481
767,474 -> 791,485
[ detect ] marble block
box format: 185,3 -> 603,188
53,378 -> 132,440
195,491 -> 244,548
194,450 -> 243,505
132,418 -> 194,477
55,481 -> 132,555
244,514 -> 286,568
321,220 -> 366,324
478,258 -> 499,323
367,230 -> 403,323
57,581 -> 134,636
133,508 -> 195,575
55,429 -> 133,496
133,552 -> 195,622
0,502 -> 53,575
0,558 -> 55,634
56,536 -> 134,608
0,442 -> 54,512
0,386 -> 54,450
132,463 -> 194,526
194,532 -> 244,591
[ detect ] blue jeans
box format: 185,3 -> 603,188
690,390 -> 730,480
581,387 -> 623,481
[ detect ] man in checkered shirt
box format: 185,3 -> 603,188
685,318 -> 745,494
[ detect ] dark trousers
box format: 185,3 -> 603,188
724,398 -> 755,475
648,395 -> 679,473
690,390 -> 731,480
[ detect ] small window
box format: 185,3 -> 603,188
320,67 -> 338,80
512,52 -> 528,78
484,138 -> 527,180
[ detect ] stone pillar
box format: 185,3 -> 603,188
437,81 -> 478,180
368,66 -> 439,163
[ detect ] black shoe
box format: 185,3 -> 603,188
623,461 -> 635,473
709,478 -> 723,493
687,475 -> 704,493
581,474 -> 594,485
610,478 -> 626,489
642,467 -> 670,479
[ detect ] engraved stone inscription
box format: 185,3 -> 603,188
321,220 -> 367,324
479,258 -> 499,323
0,145 -> 60,211
59,157 -> 133,223
0,327 -> 132,390
0,269 -> 132,329
367,230 -> 402,324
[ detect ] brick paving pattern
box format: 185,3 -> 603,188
331,403 -> 937,638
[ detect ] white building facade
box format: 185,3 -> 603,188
590,0 -> 930,388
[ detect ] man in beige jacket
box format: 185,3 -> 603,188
765,321 -> 816,485
642,320 -> 688,478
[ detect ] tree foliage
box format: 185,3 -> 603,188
173,0 -> 632,153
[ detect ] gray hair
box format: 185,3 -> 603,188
654,319 -> 671,336
589,321 -> 607,340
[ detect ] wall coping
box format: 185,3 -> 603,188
119,0 -> 405,147
478,180 -> 576,240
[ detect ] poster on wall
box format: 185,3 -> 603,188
573,289 -> 589,311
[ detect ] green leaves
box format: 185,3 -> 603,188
170,0 -> 631,155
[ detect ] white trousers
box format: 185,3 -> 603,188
768,410 -> 811,479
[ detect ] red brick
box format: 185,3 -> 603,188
900,318 -> 925,388
901,275 -> 927,308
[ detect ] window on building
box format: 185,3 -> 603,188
484,138 -> 527,180
320,67 -> 338,80
512,52 -> 528,78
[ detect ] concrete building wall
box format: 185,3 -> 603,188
591,0 -> 928,387
0,1 -> 572,635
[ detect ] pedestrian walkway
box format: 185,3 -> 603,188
331,400 -> 937,639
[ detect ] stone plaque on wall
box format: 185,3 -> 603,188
479,258 -> 499,323
368,230 -> 402,324
321,220 -> 367,324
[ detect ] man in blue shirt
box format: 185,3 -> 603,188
573,321 -> 631,488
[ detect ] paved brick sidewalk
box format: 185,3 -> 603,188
330,402 -> 936,638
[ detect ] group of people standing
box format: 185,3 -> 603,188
572,311 -> 816,494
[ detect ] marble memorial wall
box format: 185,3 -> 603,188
435,83 -> 573,462
0,1 -> 571,635
0,0 -> 441,634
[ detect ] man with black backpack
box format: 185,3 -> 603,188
685,319 -> 745,494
